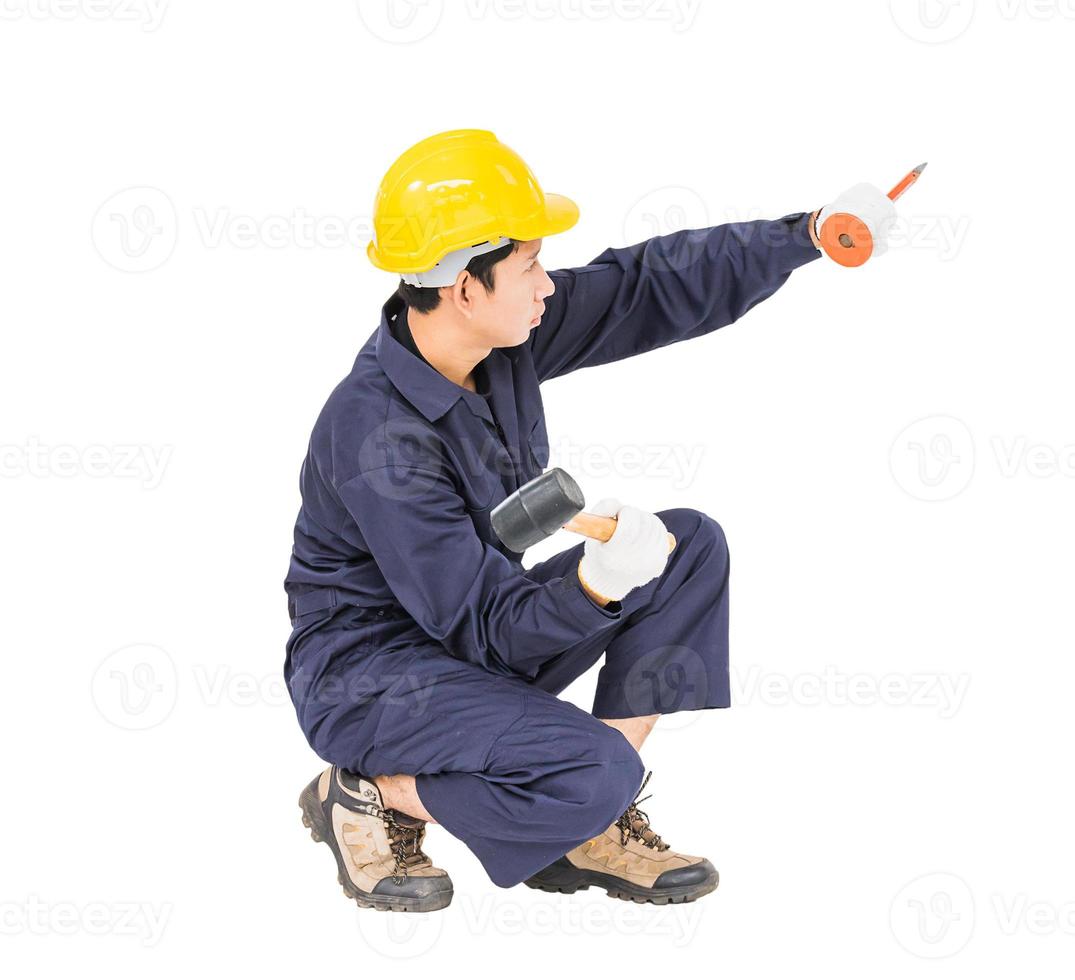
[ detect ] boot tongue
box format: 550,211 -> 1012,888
383,808 -> 433,874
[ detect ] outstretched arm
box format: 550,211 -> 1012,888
528,210 -> 822,383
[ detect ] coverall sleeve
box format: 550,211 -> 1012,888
529,211 -> 821,383
336,463 -> 621,679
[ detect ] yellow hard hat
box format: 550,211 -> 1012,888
367,129 -> 579,278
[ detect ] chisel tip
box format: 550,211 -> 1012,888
913,162 -> 928,174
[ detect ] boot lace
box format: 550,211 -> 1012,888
379,808 -> 431,885
616,770 -> 670,851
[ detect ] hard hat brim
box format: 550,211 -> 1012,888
503,192 -> 580,242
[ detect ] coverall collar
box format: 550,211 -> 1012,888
375,294 -> 509,426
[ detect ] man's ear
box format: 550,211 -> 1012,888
449,272 -> 476,320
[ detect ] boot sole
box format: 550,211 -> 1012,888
298,778 -> 452,913
524,857 -> 719,905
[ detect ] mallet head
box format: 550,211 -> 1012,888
490,468 -> 585,553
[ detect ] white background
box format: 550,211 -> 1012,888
2,0 -> 1072,974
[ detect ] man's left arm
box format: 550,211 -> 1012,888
528,210 -> 822,383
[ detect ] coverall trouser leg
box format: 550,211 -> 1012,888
288,507 -> 730,888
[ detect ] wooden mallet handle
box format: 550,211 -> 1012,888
561,512 -> 676,552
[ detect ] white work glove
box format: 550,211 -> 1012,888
577,497 -> 670,603
815,182 -> 898,258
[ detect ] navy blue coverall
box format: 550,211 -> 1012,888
284,212 -> 821,887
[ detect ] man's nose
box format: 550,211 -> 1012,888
537,270 -> 555,299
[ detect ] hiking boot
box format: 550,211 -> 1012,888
524,771 -> 718,904
298,765 -> 453,912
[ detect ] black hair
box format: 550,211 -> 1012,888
396,239 -> 520,314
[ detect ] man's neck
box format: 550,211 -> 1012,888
405,306 -> 490,392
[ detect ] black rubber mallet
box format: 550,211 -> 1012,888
490,467 -> 677,553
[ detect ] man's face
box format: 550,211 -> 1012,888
466,239 -> 556,348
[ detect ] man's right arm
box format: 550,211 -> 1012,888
336,462 -> 622,679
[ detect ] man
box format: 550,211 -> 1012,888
284,129 -> 897,912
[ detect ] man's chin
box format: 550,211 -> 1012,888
490,323 -> 537,348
